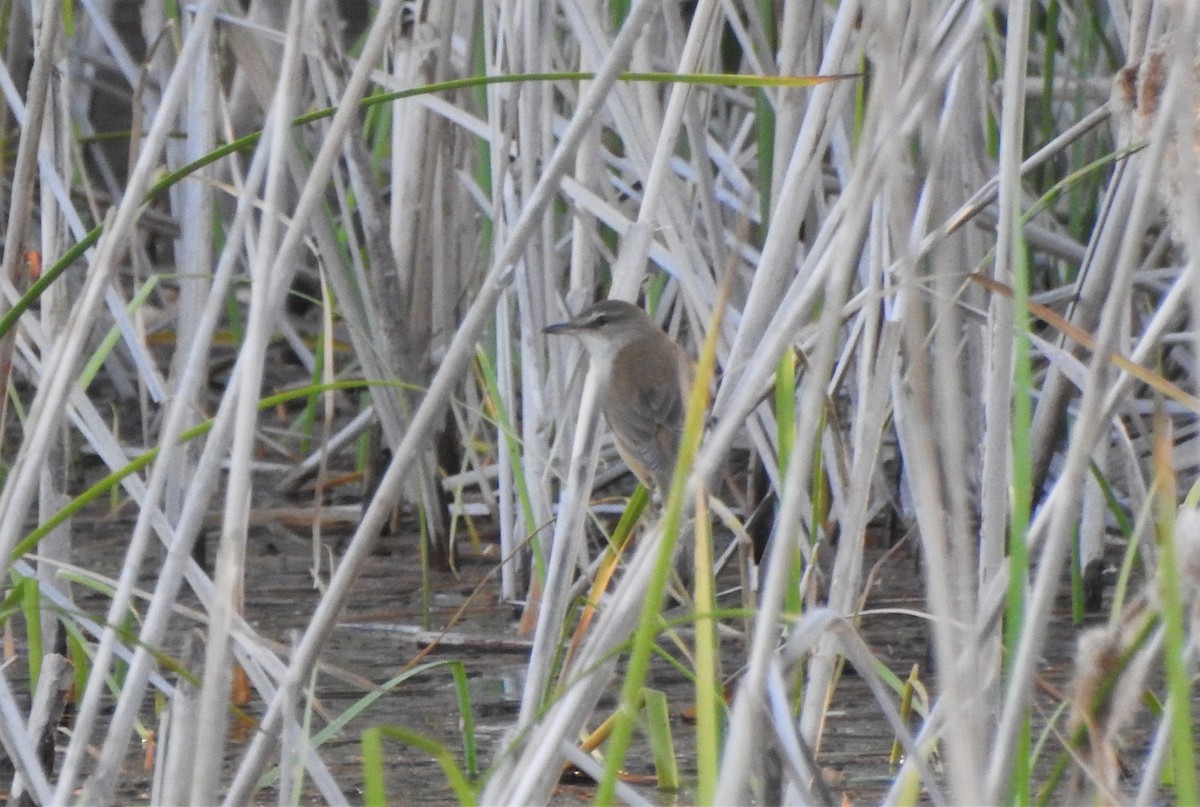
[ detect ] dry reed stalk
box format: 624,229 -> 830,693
229,3 -> 662,800
984,11 -> 1199,802
0,0 -> 1193,802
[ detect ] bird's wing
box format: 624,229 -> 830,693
605,340 -> 688,491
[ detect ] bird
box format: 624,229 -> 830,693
543,299 -> 694,495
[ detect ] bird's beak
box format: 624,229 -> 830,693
543,319 -> 581,335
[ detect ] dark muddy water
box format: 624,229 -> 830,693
59,506 -> 1176,806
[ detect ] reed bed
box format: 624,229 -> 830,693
0,0 -> 1197,804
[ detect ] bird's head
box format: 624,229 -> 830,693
543,299 -> 657,364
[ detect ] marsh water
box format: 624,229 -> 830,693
60,500 -> 1167,806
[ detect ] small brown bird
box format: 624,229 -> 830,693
544,299 -> 694,494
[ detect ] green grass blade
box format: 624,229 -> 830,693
360,726 -> 477,806
641,687 -> 679,791
449,661 -> 478,780
691,495 -> 720,804
1152,436 -> 1198,806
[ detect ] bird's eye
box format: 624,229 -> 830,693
592,314 -> 608,327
